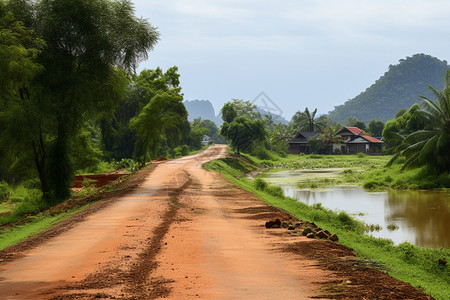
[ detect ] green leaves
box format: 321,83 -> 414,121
394,71 -> 450,172
292,107 -> 326,132
1,0 -> 160,202
220,117 -> 266,155
130,88 -> 187,161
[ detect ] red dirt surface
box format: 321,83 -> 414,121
72,174 -> 126,189
0,146 -> 433,299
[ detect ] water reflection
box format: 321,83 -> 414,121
261,172 -> 450,248
386,191 -> 450,248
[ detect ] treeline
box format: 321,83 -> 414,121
0,0 -> 217,206
217,99 -> 387,157
328,54 -> 449,123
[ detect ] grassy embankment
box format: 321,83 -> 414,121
0,146 -> 209,251
0,172 -> 134,251
204,153 -> 450,299
247,151 -> 449,190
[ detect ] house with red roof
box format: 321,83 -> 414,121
334,126 -> 383,154
288,126 -> 384,154
345,135 -> 383,154
334,127 -> 365,142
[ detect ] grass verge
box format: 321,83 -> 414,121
204,155 -> 450,300
0,205 -> 87,250
0,168 -> 141,251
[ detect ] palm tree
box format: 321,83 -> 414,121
391,71 -> 450,172
291,107 -> 326,132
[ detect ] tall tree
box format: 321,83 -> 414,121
101,67 -> 181,160
368,120 -> 385,137
130,90 -> 188,161
220,117 -> 266,155
1,0 -> 159,202
291,107 -> 326,132
0,3 -> 45,184
221,102 -> 237,123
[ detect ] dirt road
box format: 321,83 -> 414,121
0,146 -> 432,299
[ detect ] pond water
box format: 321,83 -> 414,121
259,170 -> 450,248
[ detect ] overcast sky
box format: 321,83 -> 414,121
133,0 -> 450,121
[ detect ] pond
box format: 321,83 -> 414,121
258,170 -> 450,248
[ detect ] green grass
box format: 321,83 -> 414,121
0,204 -> 13,214
0,205 -> 88,250
204,155 -> 450,299
0,167 -> 138,250
246,152 -> 449,190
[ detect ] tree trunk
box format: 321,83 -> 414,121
47,118 -> 73,202
32,128 -> 50,201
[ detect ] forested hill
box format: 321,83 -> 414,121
184,100 -> 221,124
328,54 -> 449,123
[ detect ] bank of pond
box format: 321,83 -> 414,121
258,170 -> 450,248
204,152 -> 450,299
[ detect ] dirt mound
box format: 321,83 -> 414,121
72,174 -> 126,188
151,157 -> 168,163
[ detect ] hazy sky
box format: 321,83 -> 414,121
133,0 -> 450,121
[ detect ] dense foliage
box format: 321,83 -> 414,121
0,1 -> 203,207
328,54 -> 449,123
0,0 -> 159,203
382,104 -> 426,150
390,71 -> 450,172
219,99 -> 290,156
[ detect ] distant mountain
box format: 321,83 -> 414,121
255,108 -> 289,125
184,100 -> 221,124
184,99 -> 289,126
328,54 -> 449,123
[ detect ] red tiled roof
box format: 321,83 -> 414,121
361,135 -> 383,143
345,127 -> 364,135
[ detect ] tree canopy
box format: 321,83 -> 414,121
390,71 -> 450,172
220,117 -> 266,155
382,104 -> 426,150
291,107 -> 326,132
0,0 -> 159,203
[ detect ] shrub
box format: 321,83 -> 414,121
13,191 -> 47,216
384,175 -> 393,183
81,178 -> 97,189
8,186 -> 39,203
309,183 -> 318,189
337,211 -> 355,228
333,148 -> 342,154
252,147 -> 277,161
254,178 -> 268,191
397,242 -> 417,263
265,185 -> 284,198
310,209 -> 328,222
357,152 -> 367,158
174,145 -> 190,157
363,180 -> 383,189
311,202 -> 325,210
0,182 -> 10,202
